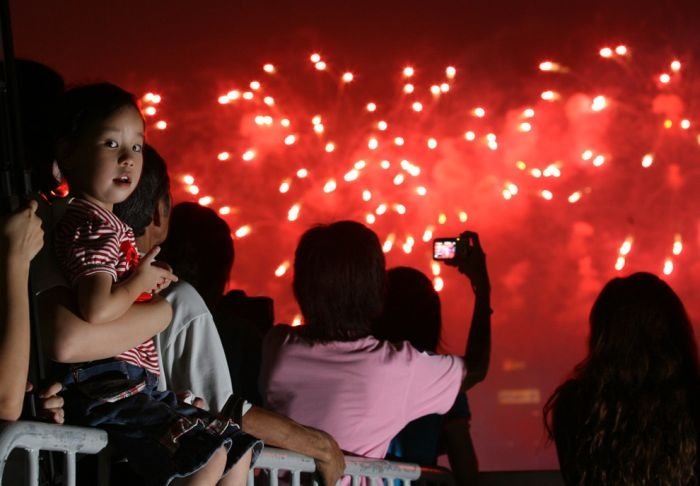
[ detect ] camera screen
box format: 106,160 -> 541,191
433,239 -> 457,260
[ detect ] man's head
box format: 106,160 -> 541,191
113,144 -> 170,244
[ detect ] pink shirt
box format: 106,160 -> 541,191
260,326 -> 465,458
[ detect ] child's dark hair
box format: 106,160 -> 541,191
53,82 -> 142,154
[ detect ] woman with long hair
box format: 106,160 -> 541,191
544,272 -> 700,485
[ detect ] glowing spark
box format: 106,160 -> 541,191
344,169 -> 359,182
292,315 -> 303,327
473,107 -> 486,118
599,47 -> 614,58
280,118 -> 291,128
275,261 -> 290,277
423,228 -> 434,242
403,83 -> 415,94
403,66 -> 415,77
541,90 -> 559,101
431,261 -> 440,276
279,180 -> 291,193
615,45 -> 628,55
218,206 -> 231,215
263,96 -> 275,106
296,168 -> 308,178
523,108 -> 535,118
543,164 -> 561,177
217,95 -> 230,105
394,137 -> 405,146
664,119 -> 673,129
459,211 -> 468,222
263,63 -> 275,73
394,204 -> 407,215
382,234 -> 395,253
446,66 -> 456,78
427,138 -> 438,149
188,185 -> 199,195
366,213 -> 376,224
506,183 -> 519,195
313,123 -> 325,134
539,61 -> 560,72
342,72 -> 354,83
671,60 -> 682,72
440,83 -> 450,93
368,137 -> 379,150
380,160 -> 391,169
412,101 -> 423,112
242,91 -> 254,100
144,106 -> 156,116
502,189 -> 512,200
287,204 -> 300,221
416,186 -> 427,196
234,225 -> 251,238
183,175 -> 195,185
366,102 -> 377,112
615,256 -> 626,271
284,134 -> 297,145
325,142 -> 336,153
568,191 -> 582,203
198,196 -> 213,206
681,119 -> 691,130
393,174 -> 405,185
323,179 -> 337,193
530,168 -> 542,178
591,95 -> 607,111
619,237 -> 633,256
438,213 -> 447,224
362,190 -> 372,201
310,53 -> 321,63
430,85 -> 441,95
641,154 -> 654,168
519,122 -> 532,132
227,90 -> 240,100
242,149 -> 256,161
592,155 -> 605,167
673,234 -> 683,256
315,61 -> 327,71
516,161 -> 527,170
376,203 -> 388,215
377,120 -> 388,130
354,160 -> 367,170
582,150 -> 594,160
250,81 -> 261,90
155,121 -> 167,130
659,73 -> 671,84
464,131 -> 476,141
663,258 -> 674,275
541,190 -> 553,200
217,152 -> 230,161
433,277 -> 444,292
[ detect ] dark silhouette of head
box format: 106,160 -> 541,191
114,144 -> 170,237
293,220 -> 385,342
375,266 -> 441,352
159,202 -> 234,309
545,272 -> 699,485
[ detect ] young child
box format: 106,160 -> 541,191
51,83 -> 261,485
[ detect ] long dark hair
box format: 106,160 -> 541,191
544,272 -> 699,485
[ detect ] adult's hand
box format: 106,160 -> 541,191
26,382 -> 65,424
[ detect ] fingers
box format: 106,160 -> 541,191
38,382 -> 63,398
141,245 -> 161,265
25,381 -> 33,393
26,199 -> 39,214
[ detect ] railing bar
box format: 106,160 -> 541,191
65,451 -> 76,486
28,449 -> 39,486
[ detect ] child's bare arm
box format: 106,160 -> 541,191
76,246 -> 177,324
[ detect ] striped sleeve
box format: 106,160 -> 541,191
54,204 -> 121,286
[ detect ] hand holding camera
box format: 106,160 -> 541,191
433,231 -> 490,294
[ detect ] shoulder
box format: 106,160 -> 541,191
162,280 -> 211,322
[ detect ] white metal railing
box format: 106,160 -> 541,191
0,420 -> 108,486
249,447 -> 453,486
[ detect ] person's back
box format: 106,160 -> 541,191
545,272 -> 700,485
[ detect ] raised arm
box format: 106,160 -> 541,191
449,231 -> 492,390
75,246 -> 177,324
41,286 -> 172,363
0,202 -> 44,420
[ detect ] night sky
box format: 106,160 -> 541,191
11,0 -> 700,470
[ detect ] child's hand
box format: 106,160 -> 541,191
1,200 -> 44,264
133,246 -> 178,295
151,260 -> 175,294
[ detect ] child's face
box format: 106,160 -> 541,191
61,105 -> 145,211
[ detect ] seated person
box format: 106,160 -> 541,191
544,272 -> 700,485
260,221 -> 492,459
375,260 -> 490,485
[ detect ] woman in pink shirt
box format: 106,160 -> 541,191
260,221 -> 491,459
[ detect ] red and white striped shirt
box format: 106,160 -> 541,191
54,198 -> 160,375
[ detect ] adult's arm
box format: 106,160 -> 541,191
242,406 -> 345,486
40,286 -> 172,363
451,231 -> 491,390
0,202 -> 44,420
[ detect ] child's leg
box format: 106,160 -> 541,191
172,447 -> 228,486
218,448 -> 253,486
